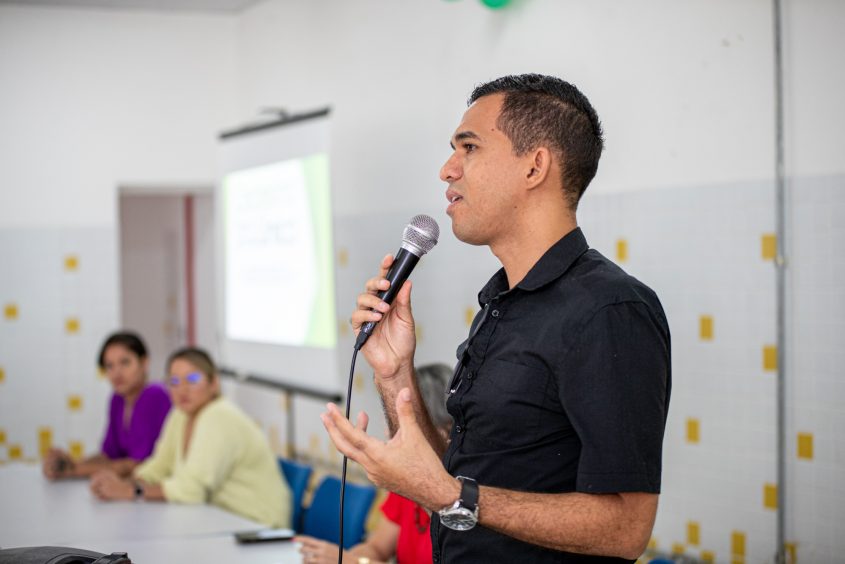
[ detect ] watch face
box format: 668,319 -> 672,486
439,507 -> 477,531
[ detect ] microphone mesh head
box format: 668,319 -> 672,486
402,214 -> 439,255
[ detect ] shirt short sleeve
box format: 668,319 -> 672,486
127,384 -> 171,461
100,394 -> 122,459
560,301 -> 670,494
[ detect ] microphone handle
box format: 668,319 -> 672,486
354,247 -> 420,350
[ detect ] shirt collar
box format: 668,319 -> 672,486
478,227 -> 589,305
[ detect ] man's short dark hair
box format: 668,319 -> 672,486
469,74 -> 604,210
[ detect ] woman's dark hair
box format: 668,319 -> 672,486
98,331 -> 148,369
166,347 -> 217,382
416,363 -> 454,431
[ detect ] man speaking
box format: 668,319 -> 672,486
322,73 -> 671,562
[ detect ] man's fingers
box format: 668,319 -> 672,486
320,404 -> 374,462
355,411 -> 369,433
364,275 -> 391,295
379,253 -> 394,277
392,279 -> 413,309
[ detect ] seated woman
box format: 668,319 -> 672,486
296,363 -> 454,564
43,331 -> 171,480
89,346 -> 291,528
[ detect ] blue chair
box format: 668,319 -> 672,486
301,475 -> 377,549
278,457 -> 313,532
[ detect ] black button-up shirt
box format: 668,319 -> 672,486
432,228 -> 671,563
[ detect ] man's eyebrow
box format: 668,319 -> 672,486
450,130 -> 481,149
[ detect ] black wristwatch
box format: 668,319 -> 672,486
438,476 -> 479,531
133,480 -> 145,500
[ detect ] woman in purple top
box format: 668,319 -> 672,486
42,331 -> 171,480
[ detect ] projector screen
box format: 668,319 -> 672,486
217,112 -> 339,393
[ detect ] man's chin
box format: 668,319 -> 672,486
452,224 -> 487,247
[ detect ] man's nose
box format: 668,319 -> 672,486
440,153 -> 461,182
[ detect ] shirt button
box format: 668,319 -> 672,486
455,425 -> 463,433
491,309 -> 500,318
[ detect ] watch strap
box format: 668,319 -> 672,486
456,476 -> 478,511
133,480 -> 144,500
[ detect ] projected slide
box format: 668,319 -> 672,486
224,153 -> 335,348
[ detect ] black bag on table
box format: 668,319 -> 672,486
0,546 -> 130,564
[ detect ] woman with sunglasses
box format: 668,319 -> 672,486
43,331 -> 171,480
89,347 -> 291,528
295,363 -> 454,564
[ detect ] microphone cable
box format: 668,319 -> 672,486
337,346 -> 358,564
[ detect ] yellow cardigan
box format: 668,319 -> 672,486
135,397 -> 290,528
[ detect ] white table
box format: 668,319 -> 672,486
0,464 -> 302,563
82,534 -> 301,563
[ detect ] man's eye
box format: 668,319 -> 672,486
463,143 -> 477,152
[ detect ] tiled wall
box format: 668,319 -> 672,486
1,177 -> 842,563
579,176 -> 845,563
0,227 -> 118,463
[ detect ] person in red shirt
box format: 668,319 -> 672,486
296,363 -> 452,564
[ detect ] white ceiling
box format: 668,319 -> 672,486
0,0 -> 262,13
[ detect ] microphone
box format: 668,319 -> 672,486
354,214 -> 439,350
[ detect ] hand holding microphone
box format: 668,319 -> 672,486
351,214 -> 439,358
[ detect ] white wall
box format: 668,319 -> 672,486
0,4 -> 239,228
234,0 -> 845,219
1,0 -> 843,562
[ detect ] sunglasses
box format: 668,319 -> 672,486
168,372 -> 204,387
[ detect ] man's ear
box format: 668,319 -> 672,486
525,147 -> 552,189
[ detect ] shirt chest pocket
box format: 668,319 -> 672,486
463,358 -> 551,451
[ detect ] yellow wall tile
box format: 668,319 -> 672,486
764,483 -> 778,509
38,427 -> 52,458
785,542 -> 796,563
701,550 -> 715,563
69,441 -> 84,459
699,315 -> 714,340
0,429 -> 5,444
686,418 -> 700,444
763,345 -> 778,371
97,366 -> 106,379
797,432 -> 813,460
65,318 -> 80,334
761,233 -> 777,260
731,531 -> 746,556
67,395 -> 83,411
671,542 -> 685,555
0,366 -> 5,383
338,319 -> 349,337
731,557 -> 745,564
647,538 -> 657,551
465,307 -> 475,327
4,303 -> 19,320
616,239 -> 628,262
337,247 -> 349,267
8,444 -> 23,460
64,255 -> 79,271
354,372 -> 364,393
415,324 -> 424,343
687,521 -> 700,546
